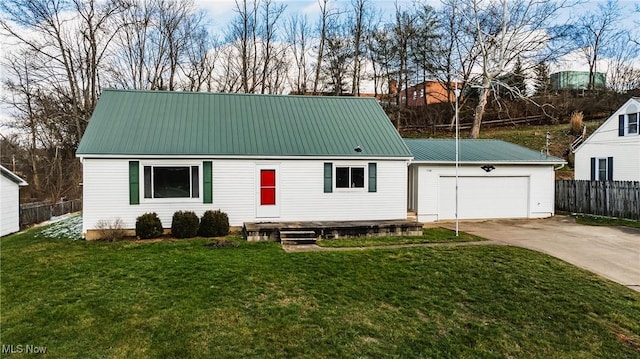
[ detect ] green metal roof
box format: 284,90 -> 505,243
404,139 -> 565,163
77,89 -> 412,158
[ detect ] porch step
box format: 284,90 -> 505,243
280,230 -> 317,245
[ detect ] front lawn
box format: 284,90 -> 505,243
1,219 -> 639,358
317,227 -> 485,248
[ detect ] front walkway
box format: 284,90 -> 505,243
282,240 -> 502,252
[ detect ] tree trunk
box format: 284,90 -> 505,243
470,83 -> 490,139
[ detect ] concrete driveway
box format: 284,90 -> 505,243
435,216 -> 640,292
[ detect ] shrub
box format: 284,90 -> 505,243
95,218 -> 127,241
199,210 -> 230,237
135,212 -> 163,239
171,211 -> 200,238
569,111 -> 584,135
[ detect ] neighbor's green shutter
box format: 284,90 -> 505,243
129,161 -> 140,205
324,163 -> 333,193
368,163 -> 377,192
203,161 -> 212,203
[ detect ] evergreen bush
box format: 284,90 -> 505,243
171,211 -> 200,238
198,210 -> 229,237
135,212 -> 163,239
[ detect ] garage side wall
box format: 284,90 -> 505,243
0,175 -> 20,236
81,158 -> 408,236
412,164 -> 556,222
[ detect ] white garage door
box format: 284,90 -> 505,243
438,176 -> 529,220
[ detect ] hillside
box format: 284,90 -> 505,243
402,119 -> 607,180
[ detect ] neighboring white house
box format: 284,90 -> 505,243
575,98 -> 640,181
0,165 -> 27,236
405,139 -> 565,222
76,89 -> 413,239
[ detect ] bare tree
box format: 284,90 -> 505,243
312,0 -> 340,95
1,0 -> 129,144
432,0 -> 479,129
409,4 -> 438,106
392,6 -> 417,108
366,25 -> 395,100
229,0 -> 260,93
3,51 -> 41,193
286,14 -> 312,94
323,23 -> 352,95
606,33 -> 640,93
1,0 -> 129,201
574,0 -> 622,91
457,0 -> 575,138
349,0 -> 372,96
182,28 -> 219,92
258,0 -> 286,94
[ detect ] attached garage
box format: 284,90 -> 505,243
405,139 -> 565,222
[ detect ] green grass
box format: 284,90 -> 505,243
1,222 -> 640,358
317,227 -> 484,248
574,215 -> 640,229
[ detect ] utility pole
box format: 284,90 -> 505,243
545,132 -> 550,156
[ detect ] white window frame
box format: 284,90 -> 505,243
140,161 -> 202,203
334,163 -> 367,192
625,113 -> 639,135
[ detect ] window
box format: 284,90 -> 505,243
412,91 -> 417,100
143,166 -> 199,199
628,113 -> 638,134
597,158 -> 607,181
260,169 -> 276,205
620,112 -> 639,136
336,167 -> 364,188
591,157 -> 613,181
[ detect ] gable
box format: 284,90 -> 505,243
77,90 -> 412,159
577,97 -> 640,152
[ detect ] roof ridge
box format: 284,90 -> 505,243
101,88 -> 377,101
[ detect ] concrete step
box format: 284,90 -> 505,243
280,230 -> 317,245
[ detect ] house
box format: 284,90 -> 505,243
76,89 -> 413,239
399,81 -> 460,107
405,139 -> 565,222
574,97 -> 640,181
0,165 -> 27,236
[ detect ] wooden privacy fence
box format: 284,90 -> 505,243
20,199 -> 83,228
555,180 -> 639,220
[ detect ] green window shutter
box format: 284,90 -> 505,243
129,161 -> 140,205
368,163 -> 377,193
324,163 -> 333,193
203,161 -> 212,204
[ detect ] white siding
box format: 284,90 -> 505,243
0,175 -> 20,236
82,158 -> 409,235
412,164 -> 555,222
575,99 -> 640,181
